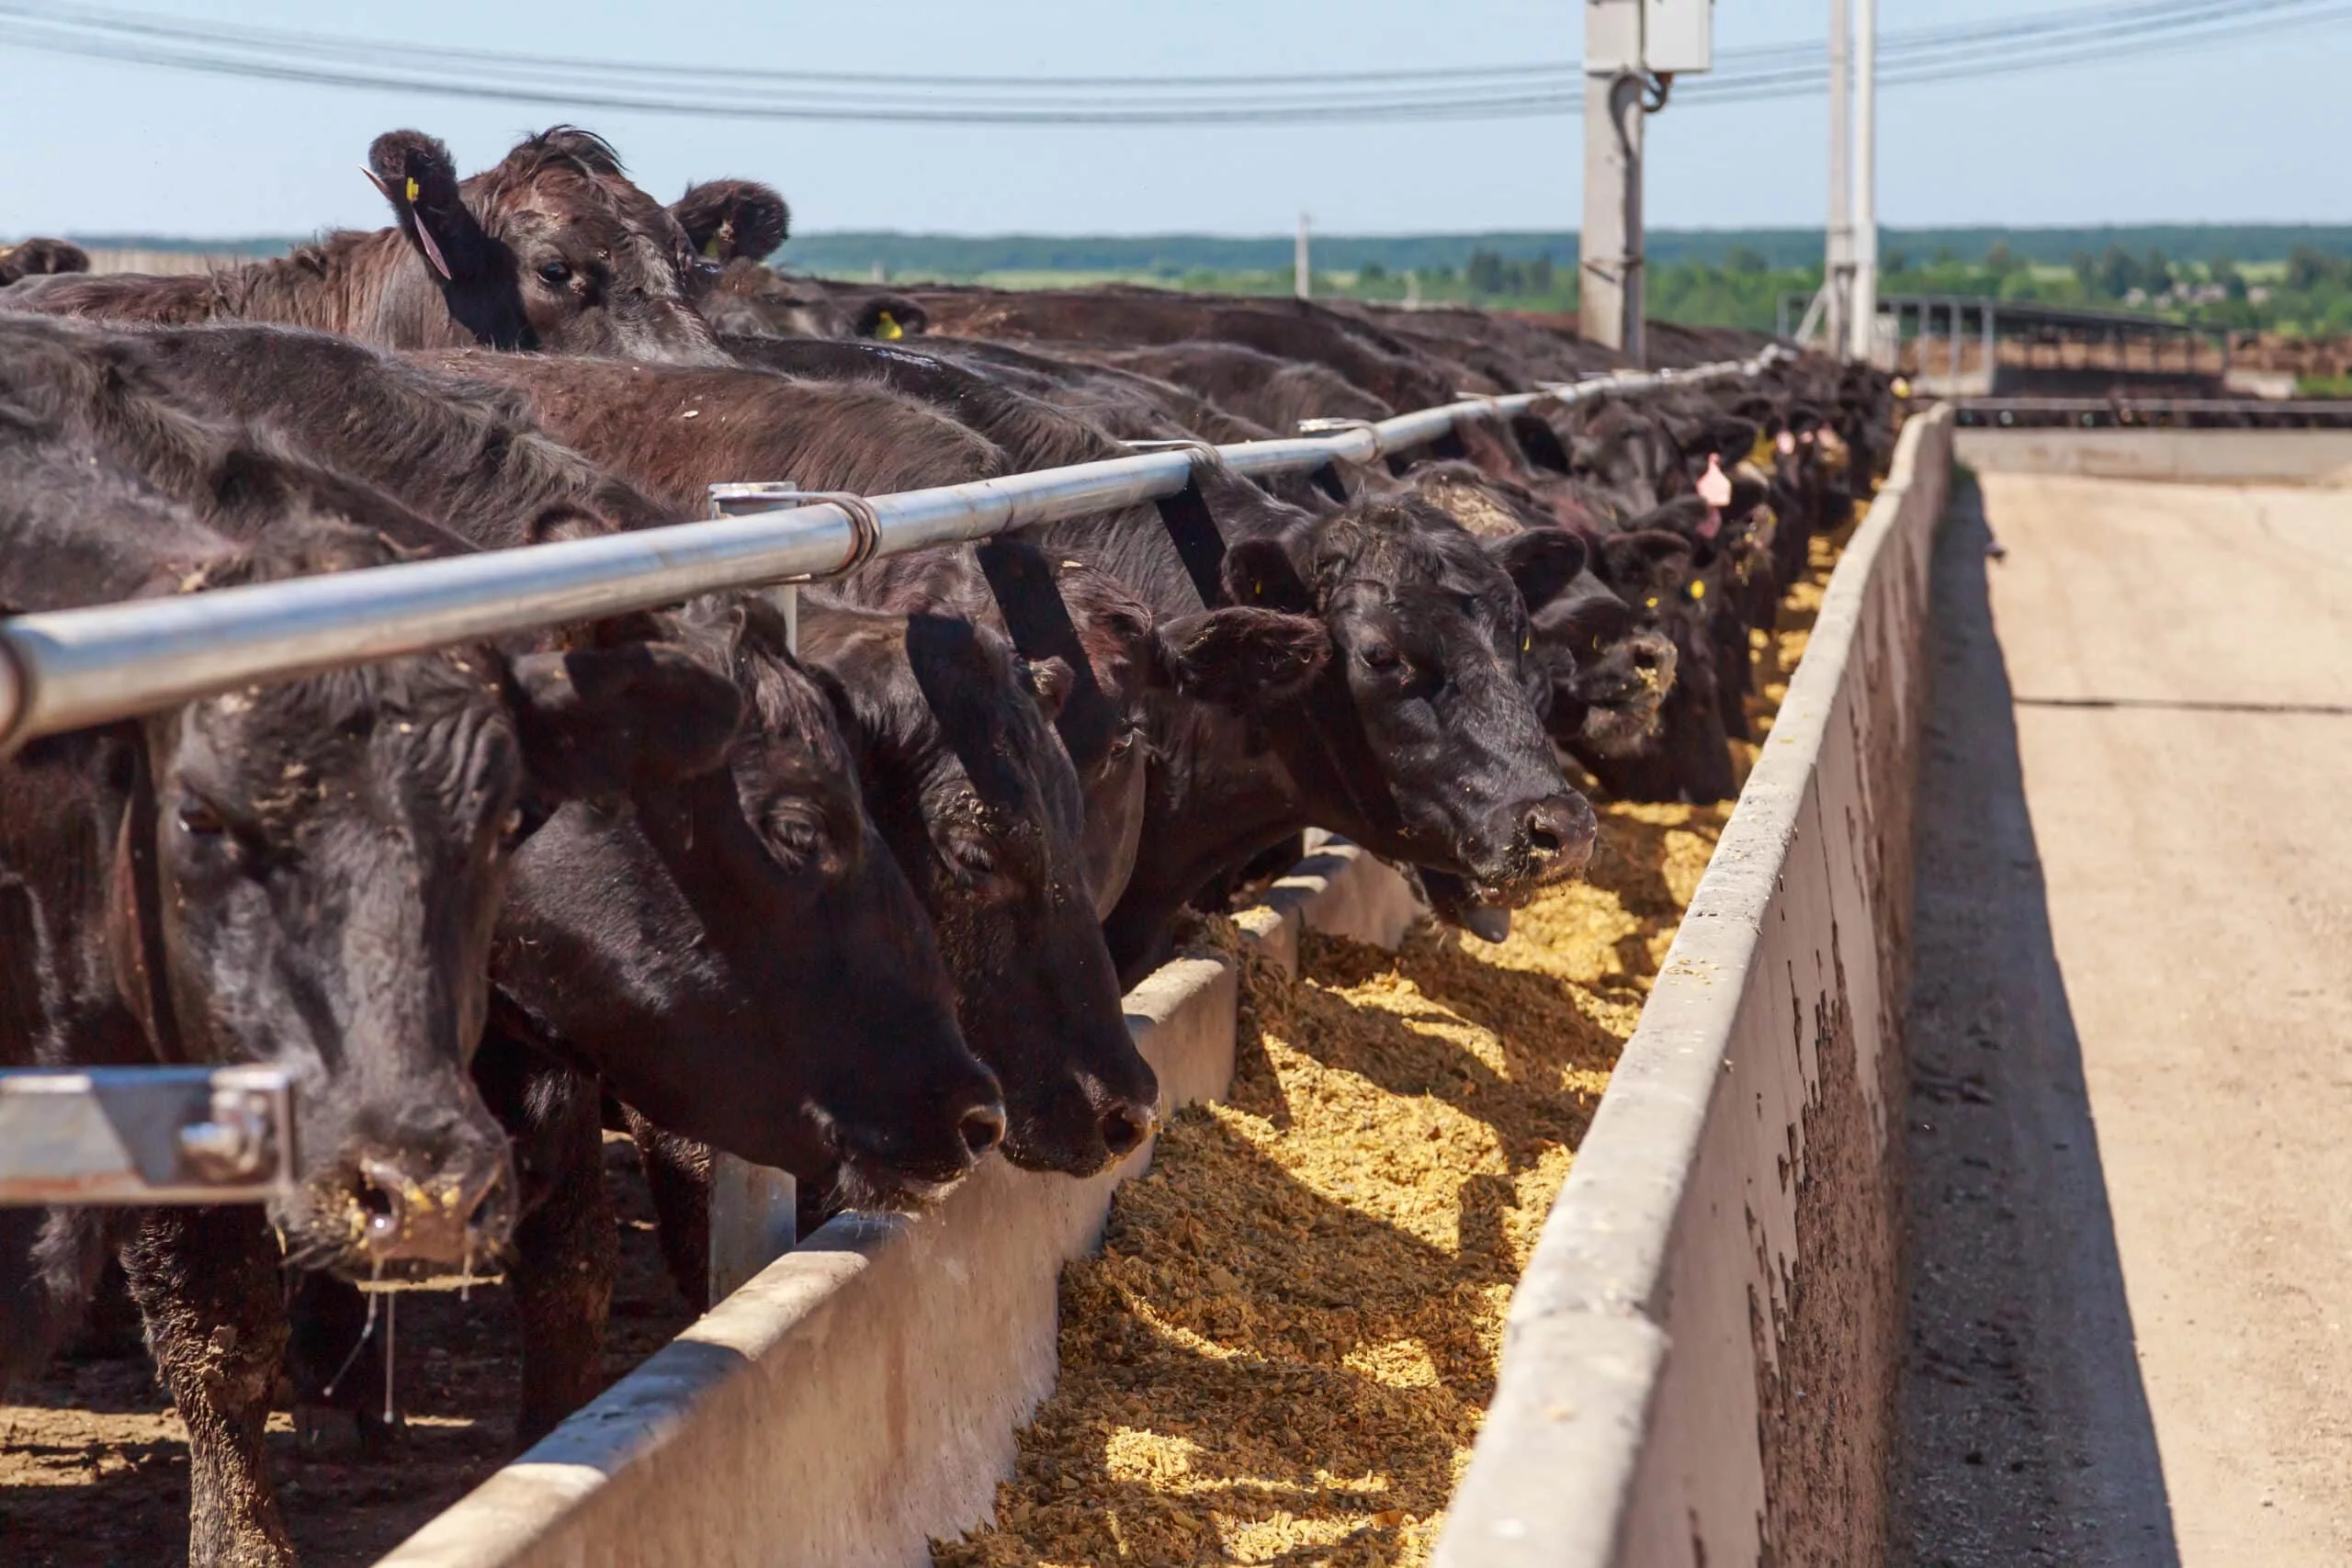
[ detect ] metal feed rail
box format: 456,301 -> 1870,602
0,344 -> 1781,1207
0,348 -> 1781,753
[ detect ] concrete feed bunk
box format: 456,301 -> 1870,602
1438,406 -> 1952,1568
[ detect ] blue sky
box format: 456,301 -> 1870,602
1,1 -> 2343,239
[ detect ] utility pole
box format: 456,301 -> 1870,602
1825,0 -> 1852,355
1579,1 -> 1713,365
1579,0 -> 1645,362
1848,0 -> 1879,363
1295,210 -> 1311,300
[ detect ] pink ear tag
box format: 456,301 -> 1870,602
1777,430 -> 1797,456
1696,454 -> 1734,509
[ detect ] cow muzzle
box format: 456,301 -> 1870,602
334,1145 -> 516,1269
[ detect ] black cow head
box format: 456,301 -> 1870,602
489,597 -> 1006,1211
127,527 -> 740,1275
801,597 -> 1158,1179
1222,498 -> 1597,906
365,127 -> 753,366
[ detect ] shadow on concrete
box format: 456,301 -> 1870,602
2014,694 -> 2352,718
1889,472 -> 2181,1568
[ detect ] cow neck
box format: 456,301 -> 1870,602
119,732 -> 190,1066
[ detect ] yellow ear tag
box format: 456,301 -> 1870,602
1748,434 -> 1776,468
1645,595 -> 1659,609
875,311 -> 903,342
404,176 -> 420,202
1690,580 -> 1706,601
1522,634 -> 1532,653
703,234 -> 724,260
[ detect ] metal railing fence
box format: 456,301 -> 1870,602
0,349 -> 1783,755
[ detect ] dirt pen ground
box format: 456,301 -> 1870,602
0,1141 -> 697,1567
1894,470 -> 2352,1568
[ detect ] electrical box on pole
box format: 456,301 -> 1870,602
1642,0 -> 1713,73
1579,0 -> 1713,365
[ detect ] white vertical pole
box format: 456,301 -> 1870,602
1848,0 -> 1878,363
700,481 -> 802,1305
1579,0 -> 1646,362
1825,0 -> 1851,355
1295,211 -> 1311,300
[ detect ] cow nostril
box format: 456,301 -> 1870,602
1632,645 -> 1664,671
959,1104 -> 1007,1160
1521,797 -> 1598,872
355,1176 -> 401,1241
1100,1103 -> 1154,1160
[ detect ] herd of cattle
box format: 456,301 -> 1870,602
0,127 -> 1896,1564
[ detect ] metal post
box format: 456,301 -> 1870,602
1982,300 -> 1996,392
1580,0 -> 1645,362
1295,210 -> 1312,300
1826,0 -> 1852,356
0,1066 -> 294,1206
1950,299 -> 1962,387
701,482 -> 802,1305
1847,0 -> 1877,362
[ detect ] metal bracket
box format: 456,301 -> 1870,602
0,1066 -> 295,1206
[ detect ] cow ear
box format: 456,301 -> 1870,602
1486,528 -> 1589,615
367,130 -> 487,284
672,180 -> 790,263
1220,536 -> 1315,615
1151,607 -> 1330,710
508,643 -> 741,800
1023,655 -> 1076,726
1599,529 -> 1693,586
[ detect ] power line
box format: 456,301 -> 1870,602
0,0 -> 2340,125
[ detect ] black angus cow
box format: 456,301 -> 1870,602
0,409 -> 744,1568
6,128 -> 762,368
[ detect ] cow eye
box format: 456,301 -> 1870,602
768,814 -> 821,859
537,260 -> 572,286
948,838 -> 996,879
175,799 -> 227,838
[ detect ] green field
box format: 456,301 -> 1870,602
51,225 -> 2352,337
